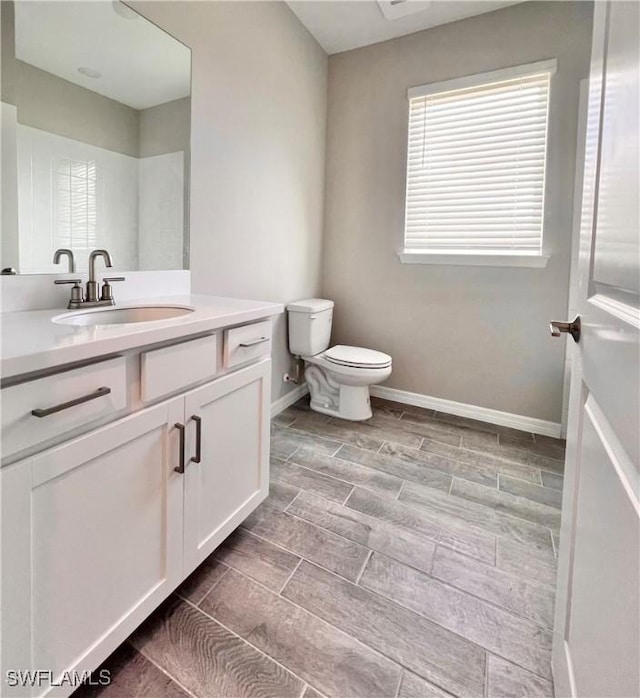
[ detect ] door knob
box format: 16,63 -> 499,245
550,316 -> 581,343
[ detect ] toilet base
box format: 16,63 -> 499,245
305,365 -> 373,421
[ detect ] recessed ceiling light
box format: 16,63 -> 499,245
112,1 -> 139,20
78,66 -> 102,79
377,0 -> 432,21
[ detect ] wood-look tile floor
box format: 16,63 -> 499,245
76,396 -> 565,698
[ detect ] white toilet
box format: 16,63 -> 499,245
287,298 -> 392,420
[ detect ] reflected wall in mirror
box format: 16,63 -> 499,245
0,1 -> 191,274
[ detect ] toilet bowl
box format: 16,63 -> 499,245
287,299 -> 392,421
304,345 -> 392,420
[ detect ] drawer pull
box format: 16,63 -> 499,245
174,423 -> 186,474
190,415 -> 202,463
239,337 -> 269,348
31,386 -> 111,418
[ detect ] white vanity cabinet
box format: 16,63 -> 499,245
2,399 -> 185,698
183,360 -> 270,574
1,321 -> 273,698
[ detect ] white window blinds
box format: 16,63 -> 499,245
403,61 -> 555,255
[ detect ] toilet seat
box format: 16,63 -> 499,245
324,345 -> 392,369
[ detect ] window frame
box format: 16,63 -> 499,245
398,59 -> 557,268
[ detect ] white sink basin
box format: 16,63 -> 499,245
53,306 -> 195,327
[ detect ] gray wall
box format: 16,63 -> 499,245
139,97 -> 190,157
322,1 -> 593,422
133,1 -> 328,403
13,60 -> 140,157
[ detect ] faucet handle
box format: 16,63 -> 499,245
100,276 -> 125,303
54,278 -> 83,286
54,279 -> 84,307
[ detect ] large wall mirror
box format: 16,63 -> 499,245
0,1 -> 191,274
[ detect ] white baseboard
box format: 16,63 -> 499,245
271,383 -> 309,417
370,385 -> 562,438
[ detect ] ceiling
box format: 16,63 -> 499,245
14,1 -> 191,110
287,1 -> 525,55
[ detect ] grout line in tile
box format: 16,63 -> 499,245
174,562 -> 231,608
329,442 -> 344,457
342,485 -> 356,506
483,651 -> 490,698
392,668 -> 404,698
283,488 -> 303,513
286,445 -> 301,462
428,545 -> 438,576
279,558 -> 304,595
454,438 -> 565,466
500,470 -> 550,489
132,645 -> 199,698
354,549 -> 373,585
333,443 -> 346,459
343,486 -> 356,508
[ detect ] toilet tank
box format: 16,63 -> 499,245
287,298 -> 334,357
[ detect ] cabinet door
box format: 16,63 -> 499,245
183,359 -> 271,573
1,398 -> 184,697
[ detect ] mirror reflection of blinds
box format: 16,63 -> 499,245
55,159 -> 97,251
404,66 -> 553,253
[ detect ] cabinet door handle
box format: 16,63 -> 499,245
190,415 -> 202,463
31,386 -> 111,418
239,337 -> 269,347
174,423 -> 186,473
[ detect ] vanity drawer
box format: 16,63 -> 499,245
1,356 -> 127,459
224,320 -> 272,369
141,334 -> 218,403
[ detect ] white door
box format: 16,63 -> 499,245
1,398 -> 185,697
552,2 -> 639,697
183,359 -> 271,575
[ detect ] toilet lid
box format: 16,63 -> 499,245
324,345 -> 392,368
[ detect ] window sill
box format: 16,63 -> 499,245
396,250 -> 550,268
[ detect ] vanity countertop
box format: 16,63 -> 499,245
1,294 -> 283,380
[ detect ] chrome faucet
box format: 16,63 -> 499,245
53,248 -> 76,273
54,248 -> 125,309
